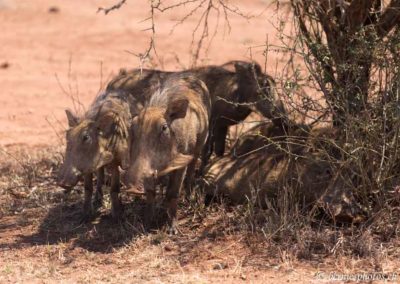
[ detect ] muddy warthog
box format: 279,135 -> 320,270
124,73 -> 211,233
57,91 -> 131,220
202,123 -> 366,223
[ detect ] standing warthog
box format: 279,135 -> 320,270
57,92 -> 131,220
202,123 -> 366,223
57,67 -> 176,221
201,61 -> 287,164
124,74 -> 211,233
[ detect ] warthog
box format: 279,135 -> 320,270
203,61 -> 287,160
124,73 -> 211,233
202,123 -> 366,223
106,68 -> 170,116
57,91 -> 131,220
108,61 -> 286,172
57,68 -> 175,221
57,61 -> 284,220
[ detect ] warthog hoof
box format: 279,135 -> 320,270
111,204 -> 123,221
166,222 -> 179,235
92,194 -> 103,210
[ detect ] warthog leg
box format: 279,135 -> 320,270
81,173 -> 93,223
144,189 -> 156,229
199,126 -> 214,175
214,125 -> 228,157
165,167 -> 186,235
93,166 -> 104,209
185,153 -> 200,198
110,165 -> 123,220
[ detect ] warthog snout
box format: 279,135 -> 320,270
123,163 -> 158,195
57,165 -> 80,190
124,178 -> 155,195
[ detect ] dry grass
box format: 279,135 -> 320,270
0,146 -> 400,282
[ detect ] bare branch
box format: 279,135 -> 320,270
152,0 -> 200,12
191,0 -> 213,65
97,0 -> 127,15
170,0 -> 208,34
154,0 -> 251,66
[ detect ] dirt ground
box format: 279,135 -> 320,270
1,0 -> 400,283
0,0 -> 286,147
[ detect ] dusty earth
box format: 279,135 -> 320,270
0,0 -> 287,147
1,0 -> 400,283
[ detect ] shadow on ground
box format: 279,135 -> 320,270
1,191 -> 177,253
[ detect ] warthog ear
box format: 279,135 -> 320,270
165,97 -> 189,121
233,62 -> 245,73
158,153 -> 193,176
118,68 -> 127,76
234,61 -> 262,77
65,109 -> 79,127
251,62 -> 262,75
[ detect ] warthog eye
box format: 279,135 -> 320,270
82,133 -> 90,143
160,123 -> 170,138
161,123 -> 168,133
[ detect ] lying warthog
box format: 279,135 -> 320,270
124,73 -> 211,233
202,123 -> 366,223
57,91 -> 131,220
108,61 -> 287,172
